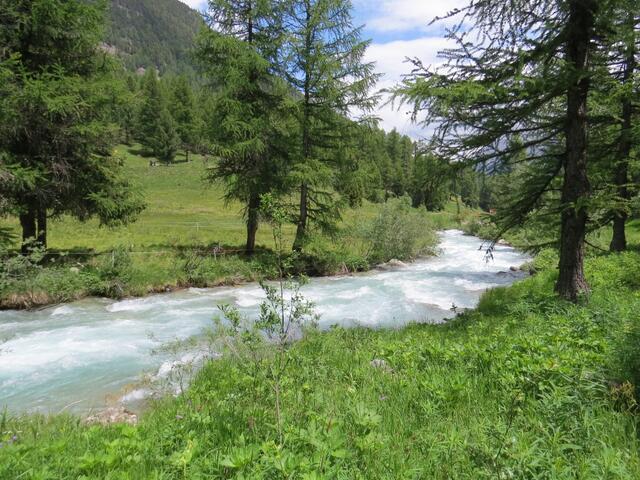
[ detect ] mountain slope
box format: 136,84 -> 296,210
105,0 -> 205,75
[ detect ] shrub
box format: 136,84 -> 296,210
355,197 -> 438,264
92,246 -> 134,298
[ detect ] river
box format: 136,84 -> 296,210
0,230 -> 530,414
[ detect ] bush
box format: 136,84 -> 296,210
356,197 -> 438,264
303,236 -> 371,275
92,246 -> 134,298
0,248 -> 103,308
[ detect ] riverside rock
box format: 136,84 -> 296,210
85,407 -> 138,425
378,259 -> 407,270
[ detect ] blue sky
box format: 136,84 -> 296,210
179,0 -> 464,138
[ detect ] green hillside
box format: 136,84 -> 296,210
105,0 -> 205,74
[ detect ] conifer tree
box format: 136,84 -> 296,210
396,0 -> 609,302
170,76 -> 199,161
0,0 -> 145,252
120,74 -> 141,145
597,1 -> 640,251
137,69 -> 180,163
282,0 -> 379,251
154,107 -> 181,163
410,151 -> 451,211
385,129 -> 405,197
197,0 -> 296,254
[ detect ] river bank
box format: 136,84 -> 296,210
1,198 -> 461,311
2,239 -> 639,478
0,231 -> 529,415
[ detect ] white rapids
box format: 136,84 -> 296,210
0,230 -> 530,413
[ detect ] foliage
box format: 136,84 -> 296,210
393,0 -> 635,302
354,197 -> 438,264
169,75 -> 200,156
410,151 -> 452,211
213,193 -> 318,442
197,0 -> 299,254
137,69 -> 180,162
3,247 -> 640,477
282,0 -> 380,250
0,0 -> 145,251
94,246 -> 135,298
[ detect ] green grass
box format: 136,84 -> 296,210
4,146 -> 469,252
0,146 -> 477,308
2,241 -> 640,478
6,146 -> 290,252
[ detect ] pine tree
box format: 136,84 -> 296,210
399,135 -> 414,193
410,151 -> 451,211
137,69 -> 180,163
385,129 -> 405,197
600,2 -> 640,251
0,0 -> 145,252
154,107 -> 181,163
121,74 -> 141,145
283,0 -> 379,251
197,0 -> 296,255
170,76 -> 198,161
395,0 -> 610,302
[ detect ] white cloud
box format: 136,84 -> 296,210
179,0 -> 206,10
356,0 -> 467,33
366,36 -> 453,138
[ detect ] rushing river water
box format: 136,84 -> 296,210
0,230 -> 530,414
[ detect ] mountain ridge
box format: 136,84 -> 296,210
105,0 -> 205,75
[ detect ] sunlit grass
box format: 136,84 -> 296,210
1,145 -> 474,254
2,245 -> 640,478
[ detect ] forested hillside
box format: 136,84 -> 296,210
105,0 -> 204,74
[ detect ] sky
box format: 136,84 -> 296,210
179,0 -> 465,139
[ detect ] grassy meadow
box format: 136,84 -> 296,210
2,231 -> 640,478
0,145 -> 475,309
3,145 -> 469,252
2,149 -> 640,478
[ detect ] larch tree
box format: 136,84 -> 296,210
0,0 -> 145,253
597,1 -> 640,252
137,69 -> 180,163
385,129 -> 405,197
282,0 -> 379,251
410,150 -> 451,212
395,0 -> 616,302
170,75 -> 199,162
197,0 -> 297,255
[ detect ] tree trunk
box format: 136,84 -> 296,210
19,205 -> 37,255
293,9 -> 313,253
555,0 -> 595,302
246,192 -> 260,256
36,206 -> 47,250
610,12 -> 635,253
611,137 -> 630,251
293,182 -> 308,252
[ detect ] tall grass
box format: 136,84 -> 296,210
2,246 -> 640,478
